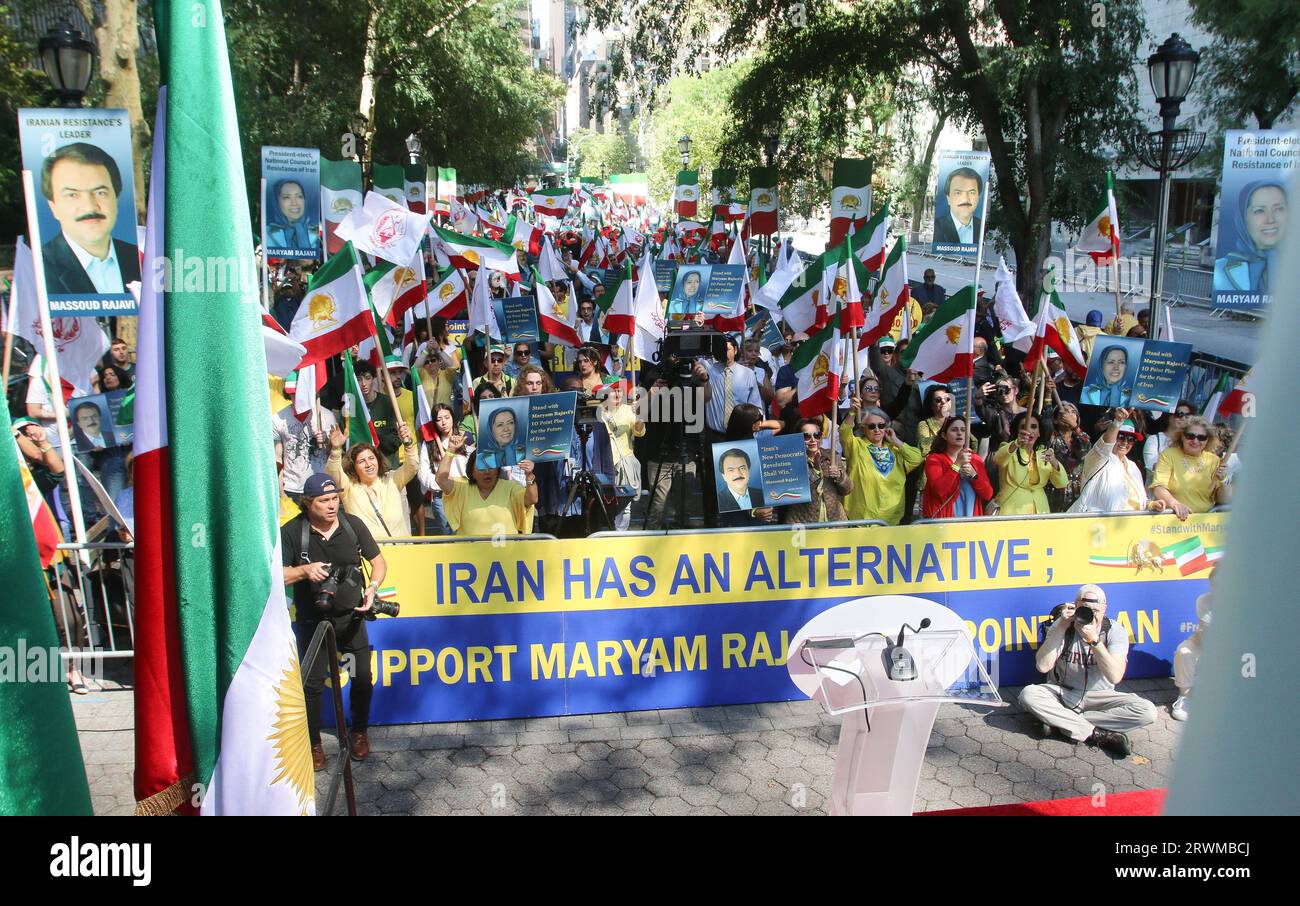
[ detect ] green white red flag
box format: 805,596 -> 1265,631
289,241 -> 373,367
859,236 -> 909,350
134,0 -> 314,816
610,173 -> 648,206
535,267 -> 581,348
502,215 -> 544,256
433,224 -> 521,276
792,318 -> 843,417
320,158 -> 362,257
675,169 -> 700,218
901,284 -> 976,382
1023,286 -> 1087,379
531,189 -> 572,218
365,255 -> 427,327
849,202 -> 890,273
1073,170 -> 1121,265
403,163 -> 426,214
829,158 -> 871,246
342,354 -> 379,446
370,163 -> 407,207
749,167 -> 778,236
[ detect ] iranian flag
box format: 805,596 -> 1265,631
320,158 -> 362,257
674,169 -> 700,218
536,234 -> 567,283
1023,287 -> 1087,379
1163,536 -> 1212,577
992,256 -> 1036,353
502,215 -> 544,256
833,248 -> 866,332
602,261 -> 637,335
468,265 -> 502,341
449,199 -> 479,235
849,202 -> 890,273
1073,170 -> 1121,265
749,167 -> 779,236
0,403 -> 90,815
371,163 -> 407,207
792,318 -> 843,417
403,163 -> 426,214
289,241 -> 373,367
829,158 -> 872,247
341,354 -> 379,446
433,225 -> 520,276
531,188 -> 572,218
1217,369 -> 1254,418
777,254 -> 825,333
610,173 -> 648,206
535,267 -> 581,348
365,255 -> 427,327
134,3 -> 313,816
414,381 -> 436,442
901,284 -> 976,382
425,268 -> 469,319
429,166 -> 456,216
860,236 -> 909,348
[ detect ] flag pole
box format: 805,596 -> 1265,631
21,171 -> 90,545
2,270 -> 18,390
966,174 -> 993,443
260,176 -> 271,311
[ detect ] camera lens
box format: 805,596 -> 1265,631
1075,605 -> 1095,624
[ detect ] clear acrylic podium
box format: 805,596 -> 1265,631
787,596 -> 1003,816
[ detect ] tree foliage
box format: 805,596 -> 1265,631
0,3 -> 46,243
593,0 -> 1148,300
225,0 -> 562,194
1189,0 -> 1300,131
569,127 -> 636,181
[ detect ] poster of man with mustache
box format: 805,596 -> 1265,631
19,109 -> 141,316
932,149 -> 991,257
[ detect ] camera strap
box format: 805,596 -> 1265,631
298,513 -> 363,567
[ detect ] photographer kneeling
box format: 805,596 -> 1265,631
1018,584 -> 1156,757
282,473 -> 390,771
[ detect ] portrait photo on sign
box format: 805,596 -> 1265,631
72,395 -> 117,454
668,265 -> 710,318
476,397 -> 528,469
931,150 -> 990,255
1081,336 -> 1144,408
19,109 -> 141,309
713,439 -> 765,512
262,146 -> 322,260
1211,130 -> 1298,310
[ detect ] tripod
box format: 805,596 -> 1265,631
642,379 -> 700,531
564,419 -> 614,534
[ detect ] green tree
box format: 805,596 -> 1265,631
1189,0 -> 1300,131
569,127 -> 636,181
0,5 -> 45,246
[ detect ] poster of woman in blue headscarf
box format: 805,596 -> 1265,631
261,146 -> 321,260
1212,130 -> 1298,311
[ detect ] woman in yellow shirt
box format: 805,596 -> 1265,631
325,422 -> 418,539
598,378 -> 646,531
1152,415 -> 1230,520
991,411 -> 1068,515
436,434 -> 538,535
840,400 -> 923,525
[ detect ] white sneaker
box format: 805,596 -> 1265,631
1171,695 -> 1189,721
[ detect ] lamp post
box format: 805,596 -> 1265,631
762,130 -> 780,262
678,134 -> 692,169
38,21 -> 95,107
1134,33 -> 1205,340
405,133 -> 422,166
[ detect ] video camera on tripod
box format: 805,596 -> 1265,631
657,325 -> 729,385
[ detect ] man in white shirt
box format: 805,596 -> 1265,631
933,167 -> 983,247
575,298 -> 606,344
39,142 -> 140,296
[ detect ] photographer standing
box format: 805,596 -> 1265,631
1019,584 -> 1157,757
281,473 -> 387,771
693,336 -> 762,528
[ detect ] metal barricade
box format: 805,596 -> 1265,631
588,519 -> 889,539
49,542 -> 135,671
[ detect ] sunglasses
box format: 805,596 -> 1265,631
1184,433 -> 1208,442
862,385 -> 880,392
864,422 -> 888,430
1116,433 -> 1136,443
1174,411 -> 1192,418
803,431 -> 822,440
515,350 -> 530,357
998,386 -> 1014,394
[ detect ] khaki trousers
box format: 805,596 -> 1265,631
1018,683 -> 1158,742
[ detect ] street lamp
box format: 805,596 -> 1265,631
678,134 -> 692,168
1134,33 -> 1205,340
405,133 -> 422,165
38,21 -> 95,107
627,157 -> 636,173
600,163 -> 607,184
763,130 -> 779,167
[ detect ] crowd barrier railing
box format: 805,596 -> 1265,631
50,541 -> 135,666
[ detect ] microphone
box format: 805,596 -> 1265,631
884,618 -> 932,681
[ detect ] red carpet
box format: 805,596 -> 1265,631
920,789 -> 1165,816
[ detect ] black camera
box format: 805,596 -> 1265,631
314,564 -> 353,612
1074,605 -> 1096,625
658,326 -> 728,384
573,390 -> 602,430
365,598 -> 400,620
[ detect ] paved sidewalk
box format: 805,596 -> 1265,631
74,666 -> 1183,816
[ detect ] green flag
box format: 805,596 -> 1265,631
0,403 -> 93,815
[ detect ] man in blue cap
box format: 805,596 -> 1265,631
281,472 -> 386,769
1077,309 -> 1106,364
